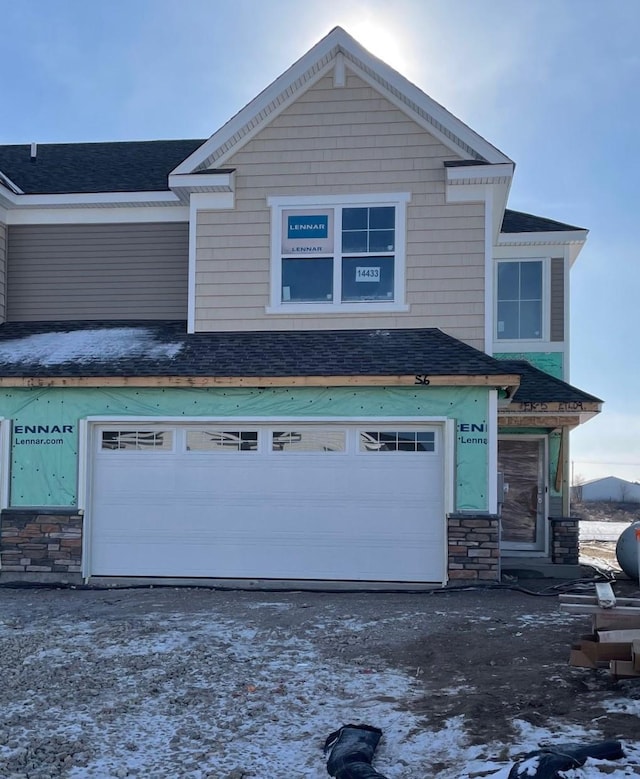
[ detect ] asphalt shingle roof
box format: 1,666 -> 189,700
0,140 -> 206,194
0,321 -> 517,379
498,359 -> 602,404
0,322 -> 602,407
502,209 -> 584,233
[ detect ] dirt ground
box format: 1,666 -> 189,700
0,579 -> 639,777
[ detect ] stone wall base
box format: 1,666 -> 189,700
448,513 -> 500,582
1,509 -> 83,578
549,516 -> 580,565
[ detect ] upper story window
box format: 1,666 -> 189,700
496,259 -> 544,340
267,194 -> 410,314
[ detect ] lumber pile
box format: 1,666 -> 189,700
560,583 -> 640,678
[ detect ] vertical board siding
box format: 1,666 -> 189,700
550,258 -> 564,342
194,72 -> 486,349
549,495 -> 563,516
0,223 -> 6,322
7,223 -> 188,321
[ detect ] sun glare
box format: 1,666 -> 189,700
344,17 -> 413,76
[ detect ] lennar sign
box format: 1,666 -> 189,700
282,209 -> 334,254
287,215 -> 328,239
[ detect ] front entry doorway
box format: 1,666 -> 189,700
498,437 -> 547,552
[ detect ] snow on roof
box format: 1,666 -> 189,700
0,328 -> 183,366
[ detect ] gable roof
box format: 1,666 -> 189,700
0,140 -> 205,194
172,26 -> 513,175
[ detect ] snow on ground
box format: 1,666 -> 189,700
0,328 -> 182,365
1,607 -> 639,779
580,521 -> 632,543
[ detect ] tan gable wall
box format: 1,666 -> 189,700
194,71 -> 485,349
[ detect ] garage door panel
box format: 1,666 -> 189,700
90,424 -> 445,581
93,533 -> 441,580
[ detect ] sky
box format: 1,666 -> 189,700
0,0 -> 637,484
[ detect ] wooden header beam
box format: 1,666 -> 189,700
0,373 -> 521,389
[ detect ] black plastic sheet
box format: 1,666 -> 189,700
324,724 -> 388,779
508,741 -> 625,779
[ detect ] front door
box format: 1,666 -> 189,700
498,437 -> 546,551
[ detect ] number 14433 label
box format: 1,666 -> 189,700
355,267 -> 380,282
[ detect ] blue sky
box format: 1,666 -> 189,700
1,0 -> 637,483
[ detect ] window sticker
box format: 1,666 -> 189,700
355,266 -> 380,282
282,209 -> 334,254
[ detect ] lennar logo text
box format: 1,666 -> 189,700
289,223 -> 325,231
14,425 -> 73,434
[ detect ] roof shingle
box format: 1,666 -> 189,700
0,322 -> 602,407
0,140 -> 205,194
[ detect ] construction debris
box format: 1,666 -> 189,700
508,741 -> 625,779
561,582 -> 640,677
324,724 -> 388,779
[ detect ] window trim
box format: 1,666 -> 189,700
494,257 -> 550,343
267,193 -> 410,314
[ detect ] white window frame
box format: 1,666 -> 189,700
494,257 -> 550,343
267,193 -> 410,314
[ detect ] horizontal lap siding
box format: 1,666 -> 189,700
7,223 -> 188,321
194,73 -> 485,348
550,258 -> 564,342
0,223 -> 6,322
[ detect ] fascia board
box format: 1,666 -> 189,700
335,58 -> 510,164
13,191 -> 180,207
568,242 -> 585,267
446,163 -> 514,183
6,205 -> 189,225
498,229 -> 588,246
171,26 -> 513,175
190,192 -> 234,210
170,41 -> 340,175
0,171 -> 23,195
168,172 -> 234,190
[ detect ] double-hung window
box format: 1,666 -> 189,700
268,194 -> 409,313
496,259 -> 544,340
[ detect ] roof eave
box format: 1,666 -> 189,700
498,229 -> 588,247
0,373 -> 521,390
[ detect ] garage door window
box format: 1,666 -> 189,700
271,430 -> 346,452
101,430 -> 173,451
360,431 -> 435,452
186,430 -> 258,452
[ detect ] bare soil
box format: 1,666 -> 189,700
0,580 -> 639,777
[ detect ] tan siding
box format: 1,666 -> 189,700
194,71 -> 485,349
550,258 -> 564,342
7,223 -> 188,321
0,223 -> 6,322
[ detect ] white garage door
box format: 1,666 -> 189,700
88,424 -> 445,582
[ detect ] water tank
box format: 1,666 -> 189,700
615,521 -> 640,580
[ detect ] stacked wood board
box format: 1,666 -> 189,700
561,583 -> 640,678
